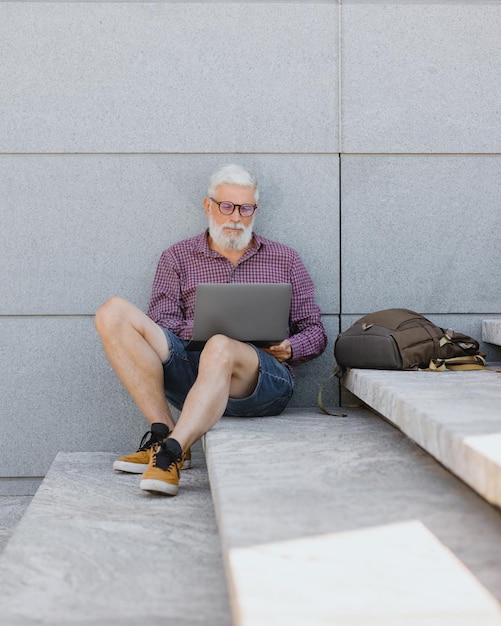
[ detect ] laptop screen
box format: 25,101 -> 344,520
186,283 -> 292,351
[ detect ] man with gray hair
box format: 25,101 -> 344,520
95,164 -> 326,497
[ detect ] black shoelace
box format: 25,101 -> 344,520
137,430 -> 158,452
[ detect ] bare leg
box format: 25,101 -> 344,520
95,297 -> 176,431
171,334 -> 260,451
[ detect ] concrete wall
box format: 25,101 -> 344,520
2,1 -> 501,491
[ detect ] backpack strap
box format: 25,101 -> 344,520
426,353 -> 487,371
439,330 -> 454,348
317,368 -> 348,417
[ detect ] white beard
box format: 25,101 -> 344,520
208,215 -> 254,251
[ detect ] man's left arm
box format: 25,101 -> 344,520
266,339 -> 293,363
283,251 -> 327,365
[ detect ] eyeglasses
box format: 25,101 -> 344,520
209,198 -> 257,218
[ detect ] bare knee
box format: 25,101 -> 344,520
199,335 -> 235,370
94,296 -> 132,338
199,335 -> 259,398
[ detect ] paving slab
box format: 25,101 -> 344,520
343,366 -> 501,507
483,320 -> 501,347
204,409 -> 501,626
0,444 -> 232,626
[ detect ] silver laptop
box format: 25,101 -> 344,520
186,283 -> 292,351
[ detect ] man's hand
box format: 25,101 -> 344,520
264,339 -> 292,363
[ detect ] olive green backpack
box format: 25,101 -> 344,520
333,308 -> 485,375
318,308 -> 485,416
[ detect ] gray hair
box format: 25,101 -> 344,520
207,164 -> 259,203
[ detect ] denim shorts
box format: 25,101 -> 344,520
161,328 -> 294,417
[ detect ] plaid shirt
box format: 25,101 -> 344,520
148,230 -> 327,368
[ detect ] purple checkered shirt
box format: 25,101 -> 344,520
148,231 -> 327,369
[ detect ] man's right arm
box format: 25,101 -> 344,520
147,250 -> 192,339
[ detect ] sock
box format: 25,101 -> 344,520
154,437 -> 183,471
162,437 -> 183,460
150,422 -> 170,441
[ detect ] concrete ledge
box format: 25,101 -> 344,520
343,366 -> 501,507
205,409 -> 501,626
0,448 -> 232,626
483,320 -> 501,347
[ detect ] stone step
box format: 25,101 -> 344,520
0,445 -> 233,626
343,365 -> 501,507
483,319 -> 501,346
204,408 -> 501,626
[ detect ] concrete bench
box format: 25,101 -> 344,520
343,365 -> 501,507
204,408 -> 501,626
483,319 -> 501,347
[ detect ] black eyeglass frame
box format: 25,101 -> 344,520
209,198 -> 258,217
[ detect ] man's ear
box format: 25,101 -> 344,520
203,197 -> 212,215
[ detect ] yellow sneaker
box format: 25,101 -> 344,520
113,429 -> 161,473
114,447 -> 191,473
140,439 -> 185,496
113,447 -> 151,473
113,426 -> 192,473
113,431 -> 191,474
182,446 -> 192,470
